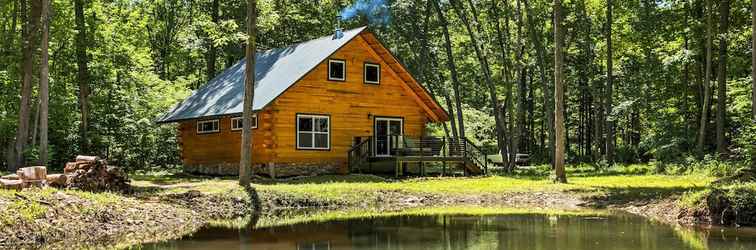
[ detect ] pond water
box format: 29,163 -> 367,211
137,212 -> 756,250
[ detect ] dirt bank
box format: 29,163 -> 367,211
0,174 -> 733,249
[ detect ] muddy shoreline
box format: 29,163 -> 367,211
0,185 -> 719,249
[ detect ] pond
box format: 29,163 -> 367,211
137,211 -> 756,250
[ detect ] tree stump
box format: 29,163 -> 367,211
0,179 -> 25,190
17,166 -> 47,187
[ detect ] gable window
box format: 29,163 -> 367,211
197,119 -> 220,134
328,59 -> 346,81
231,114 -> 257,131
296,114 -> 330,150
364,63 -> 380,84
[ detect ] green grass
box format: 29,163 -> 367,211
130,165 -> 714,207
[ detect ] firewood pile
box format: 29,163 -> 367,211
63,155 -> 130,191
0,155 -> 130,192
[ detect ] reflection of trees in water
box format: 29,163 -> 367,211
143,211 -> 756,250
341,214 -> 706,250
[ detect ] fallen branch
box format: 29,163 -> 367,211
14,193 -> 53,206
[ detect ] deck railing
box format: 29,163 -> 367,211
347,136 -> 372,173
462,137 -> 489,174
347,135 -> 492,175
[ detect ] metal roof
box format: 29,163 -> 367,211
156,26 -> 368,123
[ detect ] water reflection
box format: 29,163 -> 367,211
139,212 -> 756,250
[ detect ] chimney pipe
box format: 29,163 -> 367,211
334,15 -> 344,39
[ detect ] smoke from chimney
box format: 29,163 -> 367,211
339,0 -> 391,26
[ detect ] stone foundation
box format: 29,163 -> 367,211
183,162 -> 344,177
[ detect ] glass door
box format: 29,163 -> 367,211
374,118 -> 403,157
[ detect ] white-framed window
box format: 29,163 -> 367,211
364,63 -> 380,84
328,59 -> 346,81
296,114 -> 330,150
297,241 -> 331,250
231,114 -> 257,131
196,119 -> 220,134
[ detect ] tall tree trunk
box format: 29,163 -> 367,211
450,0 -> 507,169
513,0 -> 527,171
433,0 -> 466,139
74,0 -> 90,153
523,0 -> 555,166
605,0 -> 615,164
414,0 -> 458,141
11,0 -> 41,171
715,0 -> 729,156
697,0 -> 714,158
240,0 -> 257,186
753,0 -> 756,168
39,0 -> 49,165
30,101 -> 40,150
491,0 -> 514,168
206,0 -> 219,82
752,0 -> 756,121
554,0 -> 567,183
683,1 -> 691,142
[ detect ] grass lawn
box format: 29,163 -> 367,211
130,164 -> 714,207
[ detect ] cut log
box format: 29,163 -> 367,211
75,155 -> 101,163
0,179 -> 25,190
62,156 -> 130,192
46,174 -> 68,187
1,174 -> 19,180
64,162 -> 77,174
17,166 -> 47,181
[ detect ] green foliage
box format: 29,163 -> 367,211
657,155 -> 747,177
0,0 -> 754,173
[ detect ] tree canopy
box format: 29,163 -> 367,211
1,0 -> 754,171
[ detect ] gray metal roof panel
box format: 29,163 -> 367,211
157,26 -> 367,123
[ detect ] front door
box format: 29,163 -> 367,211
374,117 -> 403,157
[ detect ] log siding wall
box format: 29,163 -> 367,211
178,34 -> 431,175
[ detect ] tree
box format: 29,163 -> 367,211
515,0 -> 528,171
449,0 -> 507,170
206,0 -> 219,81
432,0 -> 466,139
39,0 -> 49,165
523,0 -> 555,166
605,0 -> 615,164
239,0 -> 257,186
74,0 -> 90,153
553,0 -> 567,183
697,0 -> 713,158
10,0 -> 42,171
753,0 -> 756,122
716,0 -> 729,155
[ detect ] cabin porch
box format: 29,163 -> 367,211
347,136 -> 492,177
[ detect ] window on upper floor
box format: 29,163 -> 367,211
364,63 -> 380,84
328,59 -> 346,81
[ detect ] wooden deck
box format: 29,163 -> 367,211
348,136 -> 491,177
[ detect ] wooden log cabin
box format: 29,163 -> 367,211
157,27 -> 471,177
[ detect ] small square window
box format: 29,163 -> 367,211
328,59 -> 345,81
231,114 -> 257,131
364,63 -> 380,84
197,119 -> 220,134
